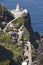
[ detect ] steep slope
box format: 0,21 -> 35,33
13,13 -> 43,65
0,5 -> 43,65
35,34 -> 43,65
0,4 -> 14,29
13,13 -> 39,48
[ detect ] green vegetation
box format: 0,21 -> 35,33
0,32 -> 23,65
6,27 -> 13,32
13,16 -> 24,29
0,32 -> 13,44
0,15 -> 26,64
13,15 -> 38,61
13,16 -> 30,41
0,5 -> 39,65
0,4 -> 14,29
0,60 -> 10,65
31,45 -> 36,60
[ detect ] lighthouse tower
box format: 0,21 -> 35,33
16,4 -> 20,12
10,4 -> 28,18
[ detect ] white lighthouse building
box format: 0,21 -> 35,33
10,4 -> 28,18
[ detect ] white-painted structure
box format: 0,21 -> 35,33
16,4 -> 20,12
10,4 -> 28,18
22,61 -> 27,65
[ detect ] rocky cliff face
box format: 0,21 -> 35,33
35,34 -> 43,65
33,37 -> 43,65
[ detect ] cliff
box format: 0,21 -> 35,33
0,5 -> 43,65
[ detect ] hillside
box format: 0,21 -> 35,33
0,4 -> 14,29
0,5 -> 43,65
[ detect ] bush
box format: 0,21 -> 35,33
13,16 -> 24,29
0,32 -> 13,44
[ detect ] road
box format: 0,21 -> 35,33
17,25 -> 24,42
3,11 -> 23,32
3,18 -> 17,32
24,42 -> 32,65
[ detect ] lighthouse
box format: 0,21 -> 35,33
16,4 -> 20,12
10,4 -> 28,18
